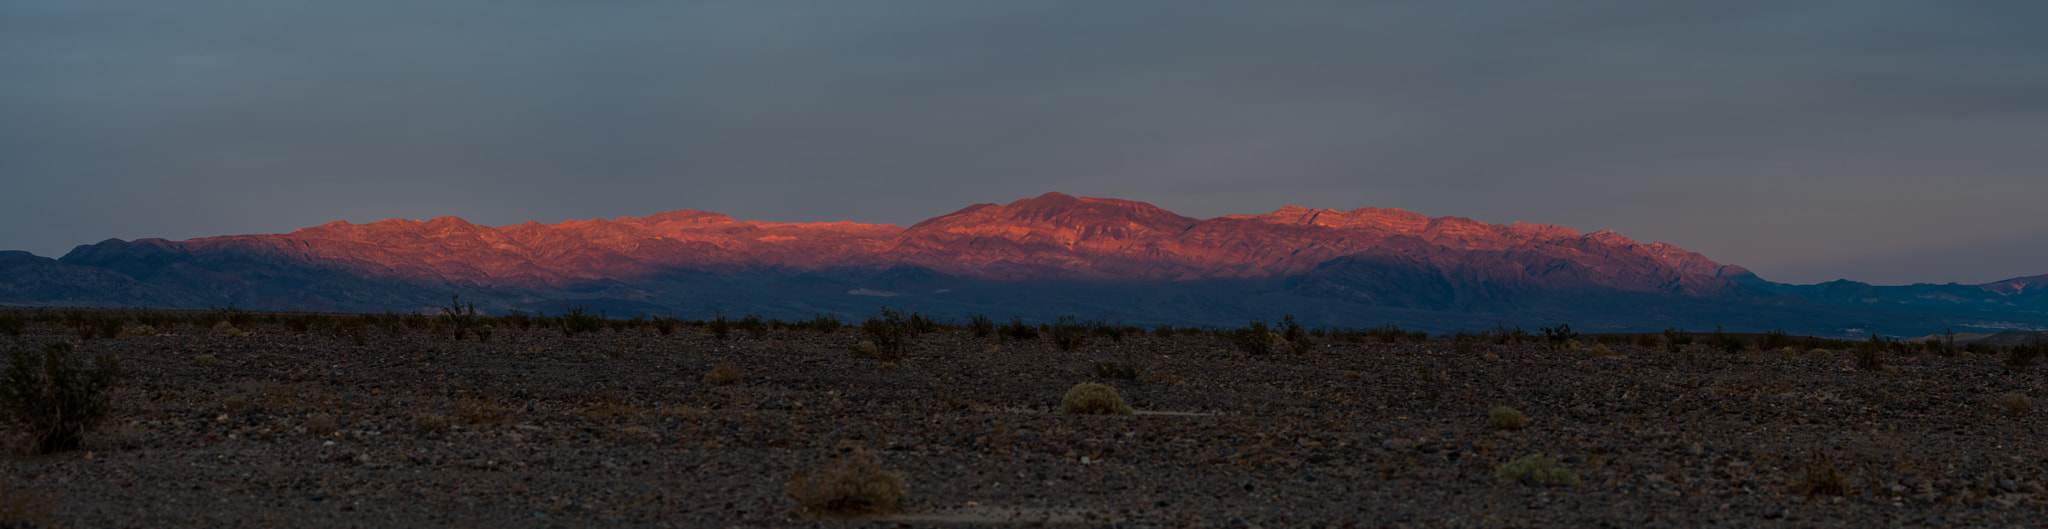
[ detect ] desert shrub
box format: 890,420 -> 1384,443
1279,315 -> 1308,343
1001,317 -> 1039,341
847,341 -> 879,357
1092,361 -> 1140,380
786,448 -> 907,517
1496,454 -> 1579,486
65,310 -> 119,341
739,314 -> 769,338
1999,392 -> 2033,413
1758,329 -> 1793,350
413,413 -> 449,434
502,309 -> 535,331
191,353 -> 220,366
1488,322 -> 1531,345
1,342 -> 121,453
1539,323 -> 1578,350
212,303 -> 255,328
1854,334 -> 1886,371
1364,323 -> 1411,343
1488,406 -> 1528,430
121,324 -> 157,338
2006,343 -> 2041,369
1230,321 -> 1275,356
1085,320 -> 1120,342
860,309 -> 913,360
1661,328 -> 1692,353
806,314 -> 842,334
703,362 -> 745,386
224,395 -> 249,411
961,314 -> 995,338
213,321 -> 246,338
0,313 -> 23,340
1632,333 -> 1660,348
1796,449 -> 1850,497
649,316 -> 677,336
1589,343 -> 1617,357
706,312 -> 734,340
1275,316 -> 1311,355
1061,382 -> 1133,415
1049,316 -> 1088,352
1708,326 -> 1745,354
559,305 -> 603,336
306,413 -> 339,435
1152,324 -> 1175,339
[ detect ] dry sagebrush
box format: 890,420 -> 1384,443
786,448 -> 907,517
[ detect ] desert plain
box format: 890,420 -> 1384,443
2,309 -> 2045,528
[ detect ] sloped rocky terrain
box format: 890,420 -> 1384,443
3,310 -> 2044,527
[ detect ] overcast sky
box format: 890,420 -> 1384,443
4,1 -> 2045,285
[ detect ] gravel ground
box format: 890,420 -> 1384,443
2,318 -> 2045,528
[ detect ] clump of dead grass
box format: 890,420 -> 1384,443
213,321 -> 246,338
1496,454 -> 1579,486
1999,392 -> 2033,413
412,413 -> 449,434
456,397 -> 511,427
1061,382 -> 1133,415
786,447 -> 907,517
1489,406 -> 1527,430
703,362 -> 744,386
1796,449 -> 1851,498
305,413 -> 338,435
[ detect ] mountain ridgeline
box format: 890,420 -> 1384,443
3,193 -> 2044,336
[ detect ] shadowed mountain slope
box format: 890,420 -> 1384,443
5,193 -> 2043,336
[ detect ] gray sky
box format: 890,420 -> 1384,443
4,1 -> 2045,285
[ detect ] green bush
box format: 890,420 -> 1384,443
966,314 -> 996,338
1496,454 -> 1579,487
1,342 -> 121,453
1061,382 -> 1133,415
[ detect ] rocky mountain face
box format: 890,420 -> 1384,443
4,193 -> 2044,336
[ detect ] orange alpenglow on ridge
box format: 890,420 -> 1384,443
155,192 -> 1749,293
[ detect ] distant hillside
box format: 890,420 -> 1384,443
3,193 -> 2044,337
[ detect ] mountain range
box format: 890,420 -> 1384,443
3,192 -> 2044,336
